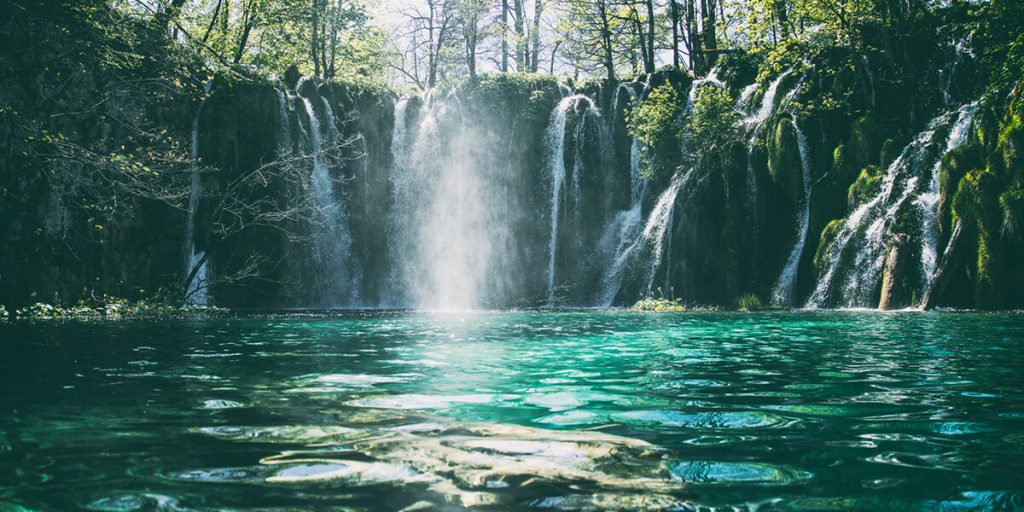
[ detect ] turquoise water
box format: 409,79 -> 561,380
1,311 -> 1023,510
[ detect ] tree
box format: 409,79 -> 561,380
561,0 -> 618,81
459,0 -> 488,78
394,0 -> 457,88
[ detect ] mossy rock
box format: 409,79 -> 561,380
848,165 -> 883,207
880,138 -> 900,168
813,219 -> 847,273
849,115 -> 884,166
997,110 -> 1022,181
952,168 -> 1000,230
1000,187 -> 1024,242
767,117 -> 803,204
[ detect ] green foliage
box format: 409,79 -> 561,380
814,219 -> 847,272
999,186 -> 1024,240
627,84 -> 686,179
682,86 -> 742,169
848,165 -> 883,206
736,293 -> 763,311
997,104 -> 1022,176
633,287 -> 686,312
11,295 -> 228,320
633,297 -> 686,312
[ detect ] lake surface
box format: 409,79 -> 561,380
1,311 -> 1023,511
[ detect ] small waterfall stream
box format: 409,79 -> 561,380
742,70 -> 793,246
770,116 -> 813,305
183,80 -> 213,305
919,102 -> 978,291
641,170 -> 691,295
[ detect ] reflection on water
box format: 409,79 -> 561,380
1,311 -> 1023,510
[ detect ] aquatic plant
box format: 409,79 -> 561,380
736,293 -> 763,311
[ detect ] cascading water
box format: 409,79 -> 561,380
545,94 -> 598,305
741,70 -> 793,246
275,88 -> 293,153
744,71 -> 792,129
687,69 -> 725,110
183,80 -> 213,305
641,170 -> 691,294
919,102 -> 978,292
386,90 -> 517,309
770,116 -> 813,306
299,89 -> 359,306
861,55 -> 877,107
737,83 -> 759,114
383,98 -> 413,307
597,84 -> 648,306
806,103 -> 978,309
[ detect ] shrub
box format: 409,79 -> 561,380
736,293 -> 763,311
627,83 -> 686,179
633,297 -> 686,312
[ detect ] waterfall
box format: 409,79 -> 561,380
183,80 -> 212,305
770,116 -> 813,306
737,83 -> 759,114
740,70 -> 793,267
919,102 -> 978,294
941,34 -> 974,105
299,92 -> 359,307
641,170 -> 690,294
545,94 -> 598,305
386,90 -> 504,309
383,98 -> 412,307
861,55 -> 877,107
596,170 -> 691,305
744,71 -> 792,129
687,69 -> 725,111
275,88 -> 292,153
806,104 -> 977,309
597,84 -> 649,307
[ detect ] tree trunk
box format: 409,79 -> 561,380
599,0 -> 615,82
701,0 -> 717,70
671,0 -> 680,68
645,0 -> 656,74
514,0 -> 526,71
310,1 -> 321,77
549,41 -> 561,74
530,0 -> 542,72
501,0 -> 509,72
686,0 -> 701,72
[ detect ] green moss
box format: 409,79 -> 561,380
977,233 -> 993,286
951,168 -> 997,228
768,118 -> 802,202
997,111 -> 1022,178
829,143 -> 859,186
848,165 -> 883,206
1000,186 -> 1024,239
814,219 -> 847,272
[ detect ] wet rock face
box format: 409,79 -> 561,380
878,233 -> 914,310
